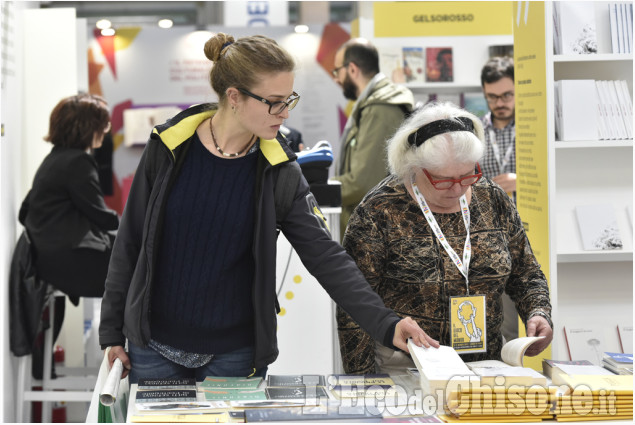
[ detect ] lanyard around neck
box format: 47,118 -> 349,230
411,178 -> 472,294
487,127 -> 514,174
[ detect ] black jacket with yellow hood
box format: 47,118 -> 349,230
99,104 -> 400,370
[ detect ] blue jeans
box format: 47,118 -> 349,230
127,342 -> 267,384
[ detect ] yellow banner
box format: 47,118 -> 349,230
513,1 -> 551,370
374,1 -> 513,37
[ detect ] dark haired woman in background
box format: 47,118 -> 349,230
20,93 -> 118,345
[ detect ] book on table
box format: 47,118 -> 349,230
199,376 -> 263,389
602,352 -> 633,375
243,403 -> 385,422
542,359 -> 593,379
136,377 -> 197,391
135,389 -> 198,405
464,336 -> 548,387
326,373 -> 397,400
549,362 -> 616,387
266,374 -> 326,387
201,388 -> 267,402
406,339 -> 476,401
264,386 -> 328,401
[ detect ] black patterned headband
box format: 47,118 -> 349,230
407,117 -> 475,147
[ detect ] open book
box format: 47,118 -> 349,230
465,336 -> 548,387
407,340 -> 477,403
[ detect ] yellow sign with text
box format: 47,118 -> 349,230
374,1 -> 513,37
450,295 -> 487,354
513,1 -> 551,370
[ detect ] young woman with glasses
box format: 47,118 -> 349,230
337,101 -> 553,375
100,32 -> 432,383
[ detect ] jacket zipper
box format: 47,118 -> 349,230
142,140 -> 175,345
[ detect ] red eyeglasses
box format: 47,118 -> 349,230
423,163 -> 482,190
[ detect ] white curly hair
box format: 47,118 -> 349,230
387,101 -> 485,181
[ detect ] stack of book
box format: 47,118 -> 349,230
550,374 -> 633,421
608,2 -> 634,54
602,352 -> 634,375
263,374 -> 328,406
131,378 -> 230,423
554,79 -> 632,141
440,387 -> 553,423
407,337 -> 556,422
326,373 -> 399,401
199,376 -> 266,403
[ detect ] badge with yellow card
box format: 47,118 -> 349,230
450,295 -> 487,354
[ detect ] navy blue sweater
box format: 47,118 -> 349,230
151,134 -> 257,354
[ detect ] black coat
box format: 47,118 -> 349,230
20,146 -> 119,299
9,230 -> 48,356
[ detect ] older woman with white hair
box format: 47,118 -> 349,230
337,102 -> 552,375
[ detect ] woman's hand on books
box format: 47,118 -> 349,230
393,317 -> 440,352
525,316 -> 553,356
107,345 -> 132,379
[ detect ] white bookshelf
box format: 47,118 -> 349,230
545,1 -> 633,360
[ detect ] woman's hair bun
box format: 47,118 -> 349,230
204,32 -> 235,62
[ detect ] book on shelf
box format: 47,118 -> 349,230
627,3 -> 634,53
136,377 -> 197,391
611,80 -> 633,138
379,46 -> 406,84
266,374 -> 326,387
574,204 -> 623,251
602,352 -> 633,375
135,389 -> 198,404
464,336 -> 548,387
542,359 -> 593,379
618,324 -> 633,353
462,92 -> 489,119
402,47 -> 425,83
555,79 -> 599,141
554,1 -> 598,55
609,3 -> 620,53
488,44 -> 514,59
425,47 -> 453,82
199,376 -> 262,389
601,80 -> 630,139
563,324 -> 622,365
620,3 -> 632,53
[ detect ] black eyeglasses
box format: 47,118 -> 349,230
331,63 -> 348,78
485,91 -> 514,104
237,88 -> 300,115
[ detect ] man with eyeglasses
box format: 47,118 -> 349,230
480,56 -> 519,344
480,56 -> 516,196
331,38 -> 414,241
